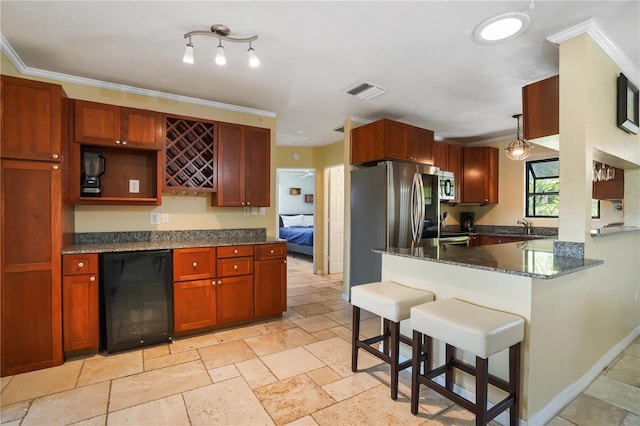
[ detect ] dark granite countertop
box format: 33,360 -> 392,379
62,228 -> 283,254
374,238 -> 603,280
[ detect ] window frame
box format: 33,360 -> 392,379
525,158 -> 560,218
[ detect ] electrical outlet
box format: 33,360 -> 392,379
129,179 -> 140,193
259,207 -> 266,216
251,207 -> 258,216
161,213 -> 169,224
243,207 -> 249,216
150,212 -> 159,225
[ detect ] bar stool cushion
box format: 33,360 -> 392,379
411,298 -> 524,358
351,281 -> 435,323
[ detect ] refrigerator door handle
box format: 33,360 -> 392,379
410,172 -> 425,248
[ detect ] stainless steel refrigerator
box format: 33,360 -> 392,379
349,161 -> 439,288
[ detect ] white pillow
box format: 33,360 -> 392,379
281,215 -> 305,227
302,215 -> 314,227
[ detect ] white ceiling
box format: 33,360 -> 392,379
2,1 -> 638,147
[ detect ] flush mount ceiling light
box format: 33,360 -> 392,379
505,114 -> 533,160
183,24 -> 259,67
473,12 -> 531,43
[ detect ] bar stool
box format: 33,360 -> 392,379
410,298 -> 524,425
351,281 -> 435,399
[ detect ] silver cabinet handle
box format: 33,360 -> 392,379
192,262 -> 197,267
233,264 -> 238,270
115,140 -> 121,145
52,154 -> 59,159
77,262 -> 84,268
233,249 -> 238,254
212,280 -> 216,285
52,165 -> 59,170
89,276 -> 96,282
270,249 -> 275,254
122,141 -> 127,145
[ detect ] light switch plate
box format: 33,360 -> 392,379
150,212 -> 159,225
129,179 -> 140,193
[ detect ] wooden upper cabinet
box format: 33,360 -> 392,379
593,165 -> 624,200
462,147 -> 499,204
75,100 -> 163,150
522,75 -> 559,140
432,141 -> 449,170
212,123 -> 270,207
1,75 -> 64,161
351,119 -> 434,165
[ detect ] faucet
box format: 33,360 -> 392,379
517,218 -> 531,235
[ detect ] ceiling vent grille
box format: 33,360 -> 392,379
333,125 -> 344,133
342,81 -> 387,100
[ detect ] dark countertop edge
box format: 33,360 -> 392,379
374,249 -> 604,280
590,226 -> 640,237
62,238 -> 285,254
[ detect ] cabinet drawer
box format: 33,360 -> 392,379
217,245 -> 253,258
217,257 -> 253,277
173,248 -> 216,282
255,243 -> 286,260
63,254 -> 98,275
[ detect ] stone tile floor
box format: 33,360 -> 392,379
1,255 -> 638,425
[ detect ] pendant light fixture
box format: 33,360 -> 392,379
182,24 -> 259,68
505,114 -> 533,160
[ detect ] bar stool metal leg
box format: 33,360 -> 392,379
351,306 -> 361,372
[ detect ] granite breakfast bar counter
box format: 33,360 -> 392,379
372,239 -> 604,424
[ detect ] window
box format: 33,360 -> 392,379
525,158 -> 600,218
526,159 -> 559,217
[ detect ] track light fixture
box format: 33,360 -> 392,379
183,24 -> 259,67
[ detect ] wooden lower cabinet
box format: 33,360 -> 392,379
173,279 -> 217,333
254,243 -> 287,317
62,254 -> 99,353
63,275 -> 99,352
1,159 -> 64,376
217,275 -> 254,324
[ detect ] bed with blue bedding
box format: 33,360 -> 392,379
279,214 -> 314,256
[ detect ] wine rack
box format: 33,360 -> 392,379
164,116 -> 216,192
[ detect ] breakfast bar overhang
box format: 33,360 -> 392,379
371,239 -> 614,424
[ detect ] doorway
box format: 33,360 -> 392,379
276,168 -> 316,271
324,165 -> 344,275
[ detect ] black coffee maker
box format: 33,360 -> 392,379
461,212 -> 475,232
81,151 -> 106,196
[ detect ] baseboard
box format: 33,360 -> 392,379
525,326 -> 640,426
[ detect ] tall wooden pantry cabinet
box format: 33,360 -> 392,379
0,75 -> 74,376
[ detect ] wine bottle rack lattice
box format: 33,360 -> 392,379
165,117 -> 215,191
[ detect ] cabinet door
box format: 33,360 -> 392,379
173,279 -> 217,333
63,274 -> 99,352
254,258 -> 287,317
522,75 -> 559,140
217,275 -> 254,324
350,120 -> 385,165
1,159 -> 63,376
214,122 -> 244,206
75,100 -> 121,146
593,167 -> 624,200
244,126 -> 270,207
448,145 -> 463,203
462,147 -> 499,204
411,127 -> 434,164
121,107 -> 163,150
432,141 -> 449,170
383,120 -> 410,161
1,76 -> 63,161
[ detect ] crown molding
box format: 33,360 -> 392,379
547,19 -> 639,87
0,33 -> 276,118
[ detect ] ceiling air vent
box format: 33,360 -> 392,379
342,81 -> 387,100
333,125 -> 344,133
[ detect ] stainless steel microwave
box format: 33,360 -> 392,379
439,171 -> 455,201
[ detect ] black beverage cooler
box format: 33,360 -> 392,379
100,250 -> 173,353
